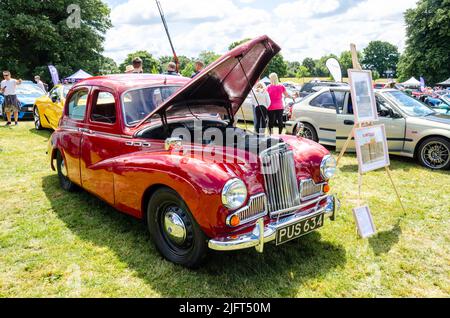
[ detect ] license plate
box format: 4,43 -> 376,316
276,213 -> 324,246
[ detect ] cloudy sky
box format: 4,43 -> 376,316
103,0 -> 418,64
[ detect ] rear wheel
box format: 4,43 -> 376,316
147,188 -> 208,268
56,151 -> 77,192
34,106 -> 43,130
417,137 -> 450,170
297,122 -> 318,142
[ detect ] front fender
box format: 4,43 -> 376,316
112,152 -> 237,238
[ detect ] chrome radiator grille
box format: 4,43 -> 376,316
260,144 -> 301,216
300,179 -> 323,201
228,194 -> 267,226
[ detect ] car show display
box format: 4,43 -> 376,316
348,70 -> 378,123
354,125 -> 390,174
46,36 -> 340,268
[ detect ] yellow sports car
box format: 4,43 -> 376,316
34,84 -> 72,130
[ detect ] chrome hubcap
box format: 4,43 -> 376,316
163,209 -> 187,246
60,159 -> 68,177
422,142 -> 449,169
302,127 -> 314,140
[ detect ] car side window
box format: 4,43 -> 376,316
90,91 -> 116,124
67,90 -> 88,121
310,92 -> 336,109
333,91 -> 346,112
376,96 -> 392,118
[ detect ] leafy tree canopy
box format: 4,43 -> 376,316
119,51 -> 159,74
397,0 -> 450,84
362,41 -> 400,77
0,0 -> 111,82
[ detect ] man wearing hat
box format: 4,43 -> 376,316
132,57 -> 143,73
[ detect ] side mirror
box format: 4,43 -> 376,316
51,96 -> 59,103
389,109 -> 402,118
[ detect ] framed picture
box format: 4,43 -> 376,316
354,124 -> 390,174
348,69 -> 378,123
353,206 -> 376,238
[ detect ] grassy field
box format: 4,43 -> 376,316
0,121 -> 449,298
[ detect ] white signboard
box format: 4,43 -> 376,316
353,206 -> 376,238
326,58 -> 343,83
348,69 -> 378,123
354,125 -> 390,174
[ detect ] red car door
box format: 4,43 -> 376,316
59,87 -> 91,186
80,87 -> 123,206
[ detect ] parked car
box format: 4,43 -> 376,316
48,36 -> 339,268
1,81 -> 45,120
34,84 -> 73,130
425,95 -> 450,114
285,87 -> 450,170
298,80 -> 348,98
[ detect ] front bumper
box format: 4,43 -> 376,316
209,195 -> 339,252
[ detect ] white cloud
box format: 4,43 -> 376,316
104,0 -> 417,64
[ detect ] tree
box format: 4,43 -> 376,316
229,38 -> 251,50
286,61 -> 301,77
302,58 -> 316,75
0,0 -> 111,82
397,0 -> 450,84
361,41 -> 400,77
119,51 -> 159,74
296,66 -> 310,78
313,54 -> 338,77
198,51 -> 221,66
339,50 -> 362,77
99,57 -> 119,75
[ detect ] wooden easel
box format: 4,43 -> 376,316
336,44 -> 406,215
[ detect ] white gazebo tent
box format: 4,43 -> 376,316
437,78 -> 450,87
65,69 -> 93,83
401,77 -> 421,88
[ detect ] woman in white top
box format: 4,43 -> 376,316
250,81 -> 271,134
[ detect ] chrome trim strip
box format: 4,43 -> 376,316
299,179 -> 325,202
226,193 -> 268,227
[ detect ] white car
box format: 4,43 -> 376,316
285,87 -> 450,170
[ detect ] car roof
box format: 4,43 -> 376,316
71,74 -> 191,93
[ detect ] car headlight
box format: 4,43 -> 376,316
320,155 -> 337,180
222,179 -> 247,210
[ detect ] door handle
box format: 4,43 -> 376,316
344,120 -> 354,126
79,128 -> 94,134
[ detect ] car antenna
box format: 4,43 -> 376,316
156,0 -> 180,74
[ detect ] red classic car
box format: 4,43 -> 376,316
47,36 -> 339,268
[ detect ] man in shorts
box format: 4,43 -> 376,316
1,71 -> 22,126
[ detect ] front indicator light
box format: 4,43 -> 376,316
323,184 -> 331,193
230,215 -> 241,227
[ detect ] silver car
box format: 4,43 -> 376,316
285,87 -> 450,170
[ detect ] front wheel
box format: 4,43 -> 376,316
34,106 -> 43,130
417,137 -> 450,170
147,188 -> 208,268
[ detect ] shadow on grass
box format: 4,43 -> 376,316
42,174 -> 347,297
29,128 -> 52,139
369,221 -> 402,256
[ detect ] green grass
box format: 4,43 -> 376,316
0,122 -> 449,297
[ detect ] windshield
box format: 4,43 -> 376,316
384,90 -> 435,117
16,83 -> 45,97
121,86 -> 181,126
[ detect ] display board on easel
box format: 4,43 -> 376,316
338,44 -> 406,238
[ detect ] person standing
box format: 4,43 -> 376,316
34,75 -> 47,93
164,62 -> 180,76
251,82 -> 270,134
1,71 -> 22,126
267,73 -> 291,135
191,60 -> 204,78
132,57 -> 144,73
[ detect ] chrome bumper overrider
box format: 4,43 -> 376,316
209,195 -> 339,252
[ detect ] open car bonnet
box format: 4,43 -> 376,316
135,35 -> 280,128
